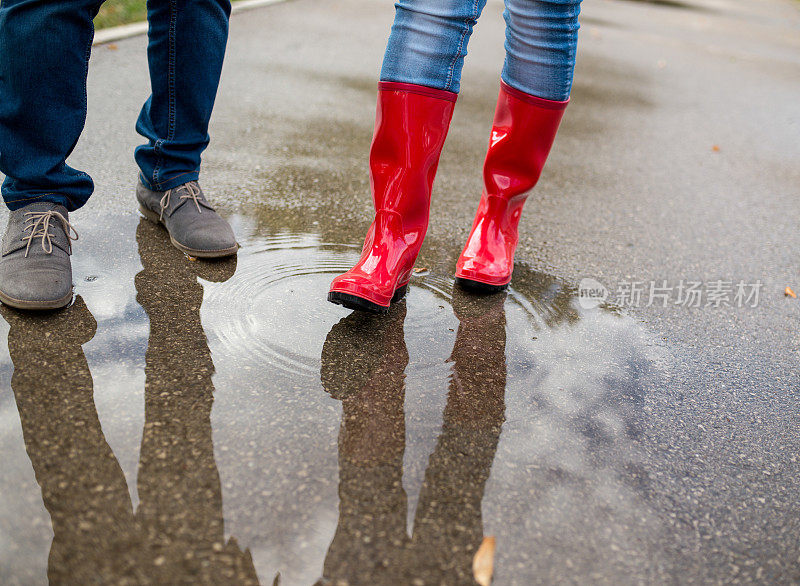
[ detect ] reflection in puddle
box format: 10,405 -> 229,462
0,210 -> 665,584
319,289 -> 509,584
1,221 -> 258,584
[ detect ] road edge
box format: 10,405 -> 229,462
93,0 -> 290,46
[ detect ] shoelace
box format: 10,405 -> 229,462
22,210 -> 79,257
159,181 -> 204,220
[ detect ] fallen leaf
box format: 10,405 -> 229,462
711,145 -> 720,152
187,255 -> 198,262
473,536 -> 496,586
106,43 -> 118,51
785,286 -> 796,298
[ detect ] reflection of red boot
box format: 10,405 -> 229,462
329,82 -> 456,313
456,82 -> 567,291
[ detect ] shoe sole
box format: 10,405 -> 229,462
0,288 -> 73,311
138,204 -> 239,258
328,284 -> 408,315
455,276 -> 509,293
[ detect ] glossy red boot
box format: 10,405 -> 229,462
328,82 -> 457,313
455,81 -> 568,292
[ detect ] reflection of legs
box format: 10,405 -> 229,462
2,299 -> 138,583
133,219 -> 257,583
409,290 -> 507,583
320,307 -> 410,584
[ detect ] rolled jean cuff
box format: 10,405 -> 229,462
3,192 -> 75,212
378,81 -> 458,102
500,80 -> 569,110
138,170 -> 200,192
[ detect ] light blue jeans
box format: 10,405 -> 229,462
381,0 -> 581,101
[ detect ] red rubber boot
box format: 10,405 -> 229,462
328,82 -> 457,313
455,81 -> 568,291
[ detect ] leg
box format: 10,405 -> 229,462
328,0 -> 484,312
0,0 -> 100,310
327,83 -> 456,312
133,0 -> 238,259
502,0 -> 582,101
456,0 -> 581,290
381,0 -> 489,93
0,0 -> 101,212
135,0 -> 232,191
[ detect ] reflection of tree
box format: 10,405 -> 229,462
319,288 -> 507,585
2,220 -> 258,584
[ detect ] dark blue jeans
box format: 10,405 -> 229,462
0,0 -> 231,212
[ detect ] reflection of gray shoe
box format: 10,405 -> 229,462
0,202 -> 77,310
136,180 -> 238,258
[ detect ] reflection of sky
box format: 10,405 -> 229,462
0,212 -> 667,585
486,309 -> 670,581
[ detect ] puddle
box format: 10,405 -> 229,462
0,207 -> 667,585
613,0 -> 711,12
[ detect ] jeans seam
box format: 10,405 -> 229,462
566,19 -> 579,98
83,15 -> 93,134
153,0 -> 178,185
167,0 -> 177,142
445,0 -> 479,92
11,193 -> 57,203
148,170 -> 196,190
78,7 -> 96,189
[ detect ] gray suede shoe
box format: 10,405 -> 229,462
136,180 -> 238,258
0,202 -> 78,310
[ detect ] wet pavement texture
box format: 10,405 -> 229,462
1,0 -> 799,584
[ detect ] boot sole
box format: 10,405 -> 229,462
138,204 -> 239,258
455,276 -> 509,293
0,288 -> 73,311
328,284 -> 408,315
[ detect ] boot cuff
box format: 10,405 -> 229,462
500,80 -> 569,110
378,81 -> 458,102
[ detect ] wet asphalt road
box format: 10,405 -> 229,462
1,0 -> 799,584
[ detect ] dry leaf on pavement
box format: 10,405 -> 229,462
473,536 -> 496,586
